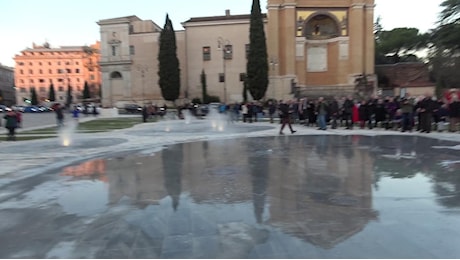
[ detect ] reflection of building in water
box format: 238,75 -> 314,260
267,136 -> 377,249
104,141 -> 253,209
60,159 -> 108,182
102,136 -> 377,248
180,141 -> 253,204
105,155 -> 167,208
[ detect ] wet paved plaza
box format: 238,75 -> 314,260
1,119 -> 460,258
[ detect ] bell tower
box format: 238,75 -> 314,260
267,0 -> 376,99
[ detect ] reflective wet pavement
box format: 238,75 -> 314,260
1,119 -> 460,258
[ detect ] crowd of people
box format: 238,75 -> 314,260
210,92 -> 460,134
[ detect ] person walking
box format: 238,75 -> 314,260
342,95 -> 354,129
279,100 -> 296,135
72,105 -> 80,122
3,108 -> 19,141
449,94 -> 460,132
329,96 -> 340,129
316,97 -> 329,130
268,100 -> 277,124
400,98 -> 414,132
53,103 -> 65,128
418,93 -> 436,133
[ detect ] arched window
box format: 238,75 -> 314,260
110,71 -> 122,79
304,13 -> 340,39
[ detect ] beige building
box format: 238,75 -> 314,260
268,0 -> 376,99
98,0 -> 376,107
13,42 -> 101,106
0,63 -> 15,106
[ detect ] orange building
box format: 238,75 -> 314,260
13,41 -> 101,106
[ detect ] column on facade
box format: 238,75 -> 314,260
364,3 -> 375,75
282,1 -> 297,76
349,2 -> 365,74
267,2 -> 281,99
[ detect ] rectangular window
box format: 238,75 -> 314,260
48,62 -> 52,65
203,46 -> 211,61
20,69 -> 23,74
77,78 -> 81,82
129,45 -> 135,55
76,61 -> 79,65
49,79 -> 53,83
75,69 -> 80,73
112,46 -> 117,56
57,78 -> 63,82
239,73 -> 246,82
49,69 -> 52,74
57,69 -> 61,74
29,69 -> 33,75
224,44 -> 233,60
39,69 -> 43,74
39,79 -> 45,83
57,61 -> 61,65
30,79 -> 34,83
66,69 -> 71,73
18,62 -> 24,66
219,73 -> 225,83
90,75 -> 95,80
39,62 -> 42,66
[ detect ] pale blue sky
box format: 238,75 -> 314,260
0,0 -> 443,67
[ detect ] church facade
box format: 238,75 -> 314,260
97,0 -> 375,108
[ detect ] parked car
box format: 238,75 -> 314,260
23,106 -> 41,113
124,104 -> 142,113
0,105 -> 6,113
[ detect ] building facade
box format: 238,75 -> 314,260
97,16 -> 186,108
267,0 -> 376,99
376,62 -> 435,98
0,63 -> 15,106
98,0 -> 376,107
13,42 -> 101,106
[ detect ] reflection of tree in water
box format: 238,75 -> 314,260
162,143 -> 184,211
248,139 -> 269,224
432,169 -> 460,208
370,135 -> 460,208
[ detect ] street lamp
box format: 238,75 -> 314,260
269,56 -> 278,98
217,37 -> 231,104
136,65 -> 148,104
269,57 -> 278,73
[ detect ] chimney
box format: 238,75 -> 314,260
225,9 -> 230,16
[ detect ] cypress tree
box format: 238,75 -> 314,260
200,69 -> 208,104
48,83 -> 56,102
246,0 -> 268,101
66,85 -> 73,108
31,87 -> 38,105
158,14 -> 181,103
83,81 -> 91,100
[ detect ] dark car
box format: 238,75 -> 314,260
124,104 -> 142,113
23,106 -> 41,113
